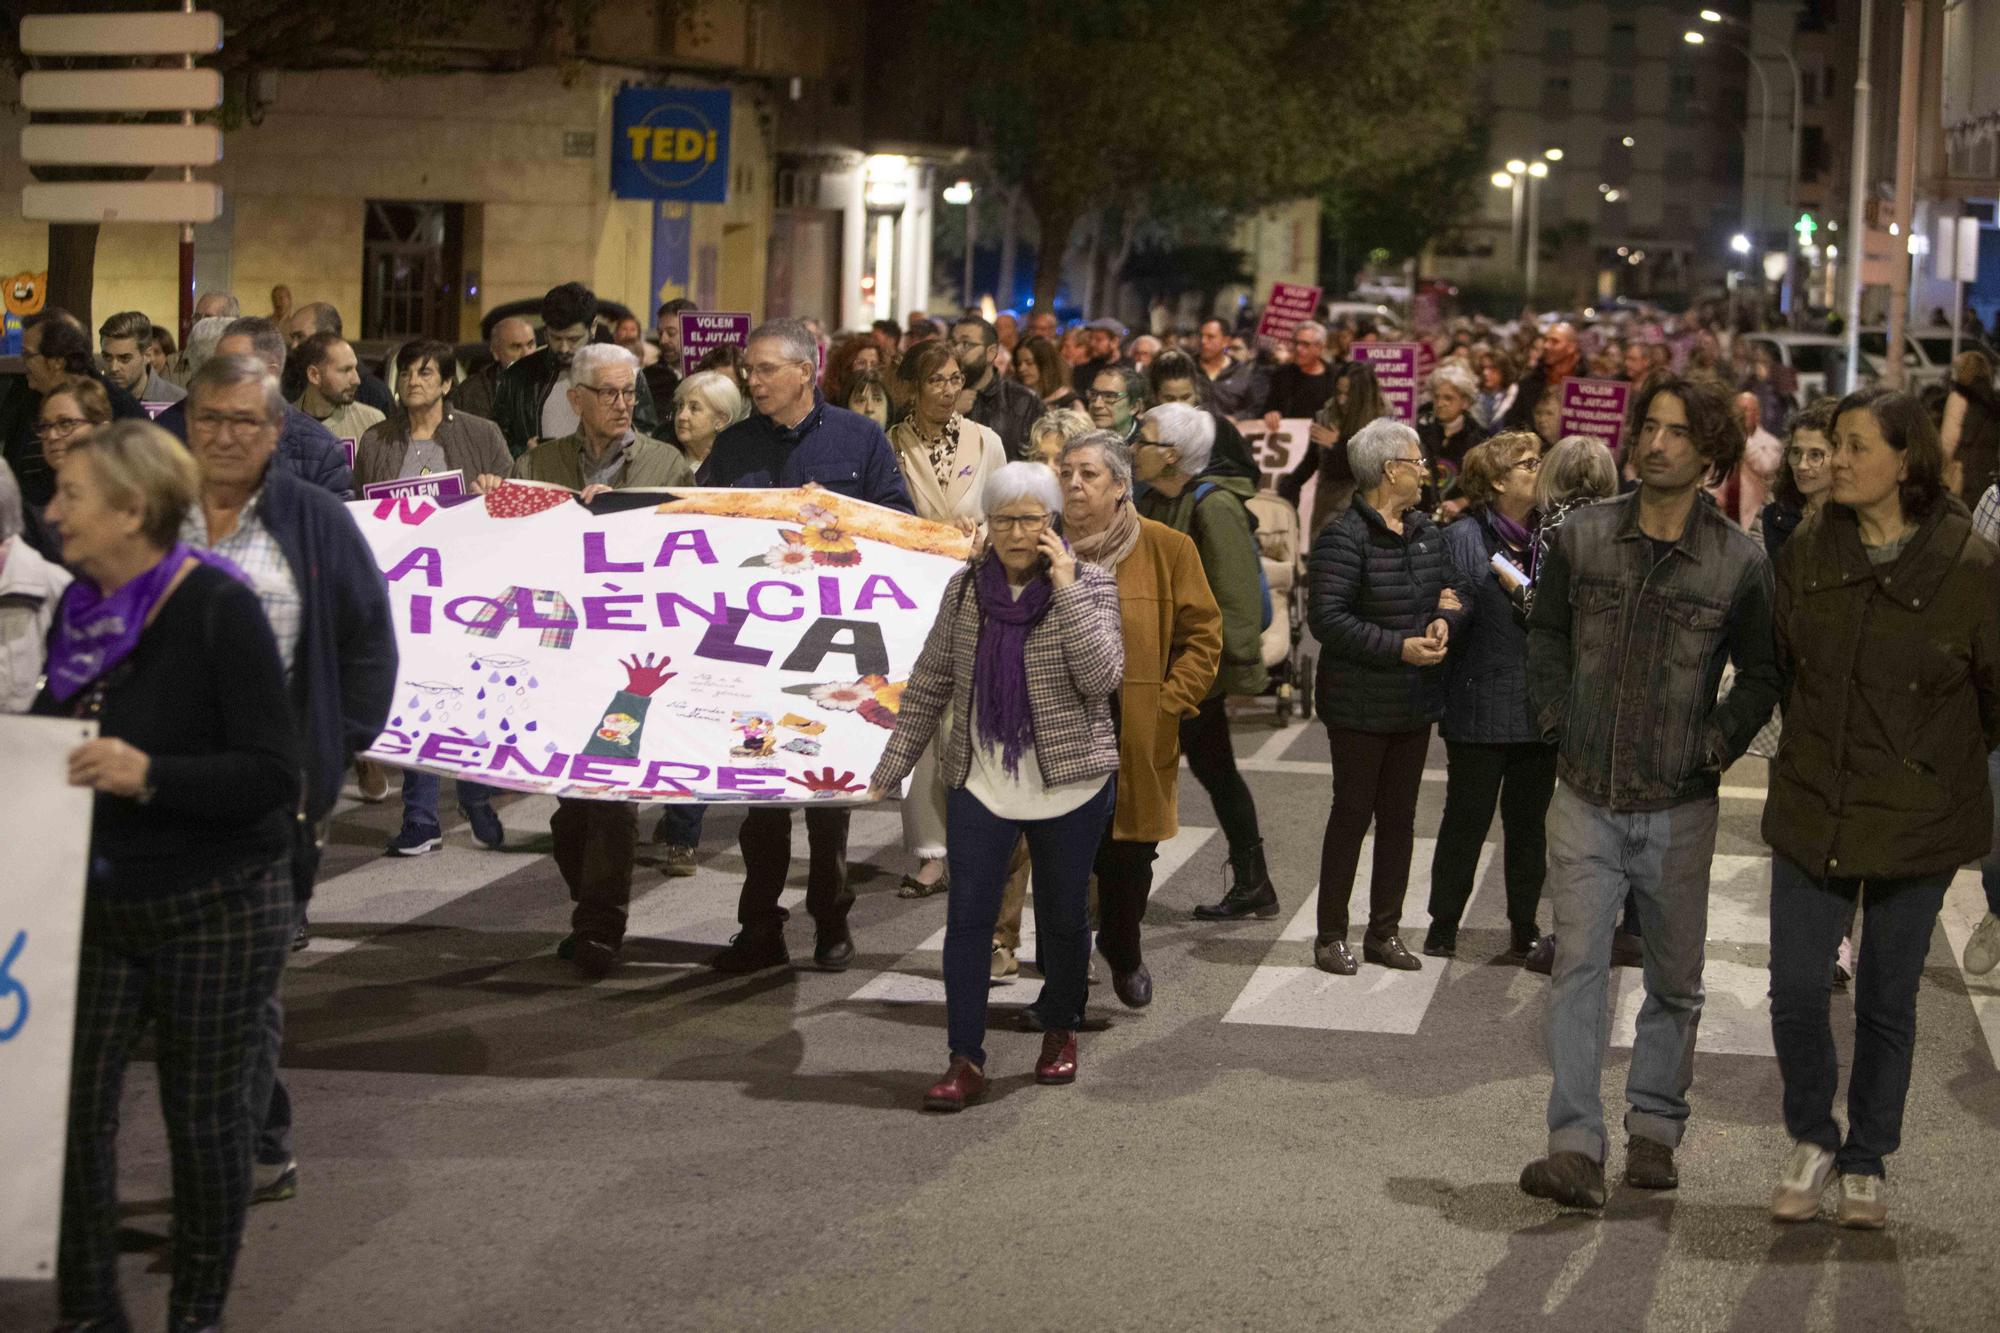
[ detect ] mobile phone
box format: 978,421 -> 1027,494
1491,553 -> 1530,587
1037,512 -> 1064,572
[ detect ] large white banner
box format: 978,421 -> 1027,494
356,482 -> 972,803
0,714 -> 96,1280
1236,416 -> 1317,518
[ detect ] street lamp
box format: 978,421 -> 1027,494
1731,233 -> 1753,255
944,178 -> 976,308
1699,8 -> 1805,317
1494,150 -> 1561,301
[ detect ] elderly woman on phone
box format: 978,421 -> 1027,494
871,462 -> 1125,1113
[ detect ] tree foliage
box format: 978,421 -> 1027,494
929,0 -> 1506,309
1321,120 -> 1493,283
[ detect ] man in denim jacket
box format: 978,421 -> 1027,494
1518,373 -> 1782,1210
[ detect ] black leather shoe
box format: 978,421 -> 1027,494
708,931 -> 790,973
1612,930 -> 1645,968
1110,962 -> 1153,1009
1507,922 -> 1541,959
1624,1135 -> 1679,1189
1520,1151 -> 1607,1209
1422,925 -> 1457,958
569,936 -> 619,980
813,931 -> 855,972
1313,934 -> 1358,974
1015,1007 -> 1047,1033
1524,934 -> 1556,975
1193,841 -> 1281,919
1364,933 -> 1423,971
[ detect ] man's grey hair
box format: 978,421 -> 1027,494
188,353 -> 287,424
1348,417 -> 1420,490
747,318 -> 819,372
219,317 -> 286,376
1430,363 -> 1478,401
0,460 -> 23,544
569,343 -> 639,390
1145,402 -> 1215,476
1059,429 -> 1135,497
982,459 -> 1063,520
183,316 -> 234,379
1536,434 -> 1620,510
1291,320 -> 1328,345
674,369 -> 747,425
292,301 -> 342,336
195,291 -> 240,318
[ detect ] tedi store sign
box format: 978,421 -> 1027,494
612,87 -> 732,203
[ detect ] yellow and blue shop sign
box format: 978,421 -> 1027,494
612,87 -> 732,203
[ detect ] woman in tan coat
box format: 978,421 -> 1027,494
888,340 -> 1008,896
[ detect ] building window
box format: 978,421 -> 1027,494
362,201 -> 464,342
1605,74 -> 1635,118
1607,22 -> 1636,63
1542,76 -> 1574,118
1801,126 -> 1829,179
1666,149 -> 1696,180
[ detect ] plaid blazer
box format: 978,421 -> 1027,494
875,562 -> 1125,793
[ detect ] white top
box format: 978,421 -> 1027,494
962,582 -> 1106,821
540,373 -> 579,442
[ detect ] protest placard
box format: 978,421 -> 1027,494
355,482 -> 974,803
1352,342 -> 1421,425
0,715 -> 97,1280
1559,377 -> 1633,452
678,311 -> 753,376
362,471 -> 466,503
1234,417 -> 1316,522
1254,282 -> 1322,342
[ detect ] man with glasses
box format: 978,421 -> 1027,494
1087,366 -> 1148,446
702,317 -> 912,975
952,315 -> 1040,455
1260,320 -> 1336,439
493,282 -> 660,458
180,351 -> 398,1211
1519,373 -> 1779,1211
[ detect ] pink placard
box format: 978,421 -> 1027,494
1255,282 -> 1323,341
1559,378 -> 1633,452
361,470 -> 466,503
1351,342 -> 1421,425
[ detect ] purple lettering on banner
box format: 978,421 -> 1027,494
693,604 -> 772,666
747,580 -> 805,622
817,576 -> 841,616
1352,343 -> 1421,426
443,595 -> 508,629
340,438 -> 357,470
384,547 -> 443,586
656,591 -> 727,626
1559,377 -> 1634,453
418,733 -> 491,768
408,595 -> 432,634
855,575 -> 915,612
511,588 -> 578,632
653,529 -> 718,566
490,745 -> 569,779
583,593 -> 645,631
717,766 -> 786,795
677,311 -> 753,376
362,471 -> 466,503
371,729 -> 414,757
570,754 -> 639,785
1255,282 -> 1324,342
583,531 -> 644,573
638,759 -> 709,792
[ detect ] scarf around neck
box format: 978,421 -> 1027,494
1488,506 -> 1534,553
1069,499 -> 1141,571
971,551 -> 1055,777
46,542 -> 248,702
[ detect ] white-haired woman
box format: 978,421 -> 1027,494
1306,417 -> 1471,974
0,459 -> 71,710
1136,402 -> 1283,919
872,462 -> 1125,1112
1420,362 -> 1490,504
886,338 -> 1009,898
671,368 -> 746,470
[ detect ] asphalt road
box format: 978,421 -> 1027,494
6,709 -> 1999,1332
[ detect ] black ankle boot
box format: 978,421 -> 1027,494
1193,841 -> 1280,920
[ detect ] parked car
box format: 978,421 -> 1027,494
1856,325 -> 1999,390
1323,300 -> 1404,332
1737,332 -> 1847,402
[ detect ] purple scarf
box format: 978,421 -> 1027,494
45,543 -> 246,702
1489,507 -> 1534,555
971,552 -> 1054,777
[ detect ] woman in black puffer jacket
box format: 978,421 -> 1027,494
1306,416 -> 1471,975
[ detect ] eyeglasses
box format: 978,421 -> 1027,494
38,416 -> 93,440
1384,455 -> 1427,471
1085,388 -> 1127,403
925,373 -> 966,391
947,338 -> 988,352
988,513 -> 1052,533
1512,457 -> 1542,473
746,360 -> 808,381
1787,447 -> 1831,468
582,385 -> 638,405
189,411 -> 274,436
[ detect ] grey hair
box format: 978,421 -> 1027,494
1535,434 -> 1620,510
1145,402 -> 1215,476
747,317 -> 820,372
195,292 -> 240,318
219,316 -> 286,375
1028,407 -> 1093,452
981,459 -> 1063,519
1430,363 -> 1478,401
569,343 -> 640,390
673,369 -> 747,425
182,316 -> 234,378
0,461 -> 22,544
1348,416 -> 1420,490
187,353 -> 288,424
1291,320 -> 1327,345
1059,429 -> 1135,498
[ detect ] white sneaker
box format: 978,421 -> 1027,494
1770,1140 -> 1836,1222
990,944 -> 1017,985
1834,936 -> 1855,988
1835,1172 -> 1887,1229
1965,912 -> 2000,976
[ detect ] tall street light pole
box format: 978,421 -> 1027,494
1844,0 -> 1874,391
1701,10 -> 1804,319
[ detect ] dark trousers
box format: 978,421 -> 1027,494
943,781 -> 1115,1066
1316,726 -> 1432,939
551,797 -> 637,946
736,805 -> 855,936
1179,695 -> 1263,858
1769,854 -> 1951,1177
246,816 -> 320,1175
653,802 -> 707,847
62,860 -> 293,1328
1094,835 -> 1161,973
1427,740 -> 1559,933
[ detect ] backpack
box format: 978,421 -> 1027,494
1192,482 -> 1275,633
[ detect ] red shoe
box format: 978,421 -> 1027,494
922,1056 -> 987,1112
1035,1029 -> 1078,1085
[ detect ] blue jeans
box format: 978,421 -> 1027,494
942,780 -> 1114,1067
1981,750 -> 2000,917
402,770 -> 495,835
654,802 -> 706,848
1769,854 -> 1951,1178
1543,783 -> 1719,1163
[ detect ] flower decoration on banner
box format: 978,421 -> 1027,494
781,503 -> 862,567
784,674 -> 904,730
859,674 -> 903,730
483,481 -> 574,519
745,540 -> 815,571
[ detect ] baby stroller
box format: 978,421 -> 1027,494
1243,490 -> 1314,722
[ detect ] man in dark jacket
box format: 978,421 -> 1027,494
1071,318 -> 1127,397
1519,373 -> 1781,1212
703,318 -> 911,975
492,282 -> 660,457
952,315 -> 1040,455
450,316 -> 537,422
180,352 -> 397,1207
158,318 -> 355,498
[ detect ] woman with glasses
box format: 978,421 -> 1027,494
1758,398 -> 1838,558
36,374 -> 114,479
870,462 -> 1124,1111
1306,417 -> 1470,974
1424,432 -> 1554,961
887,341 -> 1009,899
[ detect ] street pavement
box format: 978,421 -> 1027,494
6,708 -> 2000,1331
